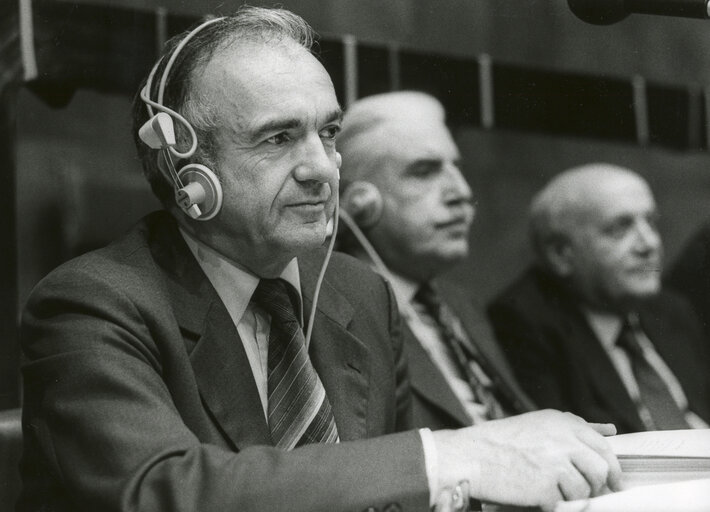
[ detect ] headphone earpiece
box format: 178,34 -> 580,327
340,181 -> 383,228
139,113 -> 176,149
139,16 -> 226,221
176,164 -> 223,221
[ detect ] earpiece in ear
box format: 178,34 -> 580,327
176,164 -> 223,221
340,180 -> 383,228
335,152 -> 342,181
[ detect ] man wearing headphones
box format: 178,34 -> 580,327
337,91 -> 534,430
19,8 -> 620,512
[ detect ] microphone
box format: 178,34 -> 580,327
568,0 -> 710,24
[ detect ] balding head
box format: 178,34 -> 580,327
530,163 -> 647,256
530,163 -> 663,312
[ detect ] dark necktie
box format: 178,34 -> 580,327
616,317 -> 690,430
415,283 -> 505,421
251,278 -> 339,449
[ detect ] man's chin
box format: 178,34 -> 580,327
283,223 -> 329,252
614,283 -> 662,310
628,276 -> 662,296
437,245 -> 469,263
427,249 -> 468,274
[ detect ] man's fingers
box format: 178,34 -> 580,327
570,448 -> 611,496
557,463 -> 592,502
540,485 -> 565,512
588,422 -> 617,437
575,427 -> 623,492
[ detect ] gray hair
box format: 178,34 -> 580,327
132,6 -> 316,206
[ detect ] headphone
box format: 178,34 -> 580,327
138,17 -> 225,221
340,180 -> 384,228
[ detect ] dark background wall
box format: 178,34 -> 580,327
11,0 -> 710,405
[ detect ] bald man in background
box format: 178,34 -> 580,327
337,91 -> 534,430
488,163 -> 710,433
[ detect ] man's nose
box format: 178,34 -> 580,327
293,134 -> 335,183
634,218 -> 662,253
442,164 -> 472,205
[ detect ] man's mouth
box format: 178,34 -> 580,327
435,208 -> 474,230
436,217 -> 469,229
287,197 -> 329,214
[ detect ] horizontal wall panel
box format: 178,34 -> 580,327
400,50 -> 481,126
493,65 -> 636,143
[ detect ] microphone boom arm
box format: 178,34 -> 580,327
568,0 -> 710,24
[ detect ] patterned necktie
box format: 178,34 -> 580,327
251,278 -> 339,449
616,317 -> 690,430
415,283 -> 505,420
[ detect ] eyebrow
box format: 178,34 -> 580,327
405,156 -> 461,172
248,108 -> 343,144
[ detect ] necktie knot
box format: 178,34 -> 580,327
415,282 -> 443,315
252,278 -> 300,326
616,317 -> 644,359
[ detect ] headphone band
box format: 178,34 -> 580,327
144,16 -> 226,116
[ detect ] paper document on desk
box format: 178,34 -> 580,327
554,478 -> 710,512
608,428 -> 710,458
606,429 -> 710,488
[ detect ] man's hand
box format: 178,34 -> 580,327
432,410 -> 622,512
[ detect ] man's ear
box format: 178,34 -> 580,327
544,236 -> 574,277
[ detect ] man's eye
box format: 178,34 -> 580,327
266,133 -> 291,145
320,125 -> 340,140
603,218 -> 633,238
409,163 -> 439,178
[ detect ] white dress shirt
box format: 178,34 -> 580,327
584,310 -> 708,429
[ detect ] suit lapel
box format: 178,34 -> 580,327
403,323 -> 471,427
564,305 -> 646,432
638,300 -> 710,421
151,213 -> 271,449
188,302 -> 272,448
299,254 -> 372,441
439,282 -> 535,414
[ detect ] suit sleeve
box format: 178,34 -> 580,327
20,265 -> 429,512
665,223 -> 710,335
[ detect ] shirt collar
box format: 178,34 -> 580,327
179,228 -> 303,325
385,271 -> 421,308
583,308 -> 624,350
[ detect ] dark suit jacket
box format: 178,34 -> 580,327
487,266 -> 710,434
666,220 -> 710,341
405,281 -> 534,430
19,211 -> 428,512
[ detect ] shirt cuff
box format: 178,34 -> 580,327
418,427 -> 439,507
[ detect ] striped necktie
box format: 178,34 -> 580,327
616,317 -> 690,430
415,283 -> 505,420
252,278 -> 339,449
